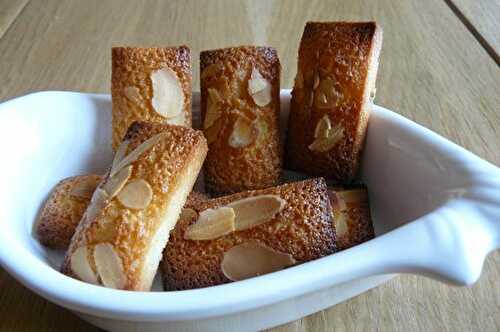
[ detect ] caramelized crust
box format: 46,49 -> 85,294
62,121 -> 207,291
35,175 -> 101,249
328,188 -> 375,250
200,46 -> 282,195
286,22 -> 383,182
111,46 -> 192,149
161,178 -> 336,290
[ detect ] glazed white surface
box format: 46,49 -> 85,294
0,91 -> 498,331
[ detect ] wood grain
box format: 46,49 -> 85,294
0,0 -> 498,331
448,0 -> 500,57
0,0 -> 29,39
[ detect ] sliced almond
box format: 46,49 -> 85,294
110,132 -> 164,177
101,165 -> 132,199
313,72 -> 320,90
228,115 -> 257,148
335,212 -> 349,237
150,67 -> 184,119
70,177 -> 101,199
248,67 -> 272,107
184,207 -> 235,240
166,111 -> 185,126
112,140 -> 130,171
204,117 -> 224,144
70,245 -> 98,284
337,189 -> 369,204
179,208 -> 198,221
314,115 -> 332,139
94,243 -> 125,289
315,78 -> 342,109
124,86 -> 142,104
308,123 -> 344,152
221,241 -> 296,281
204,88 -> 222,129
226,195 -> 286,231
86,188 -> 109,223
117,179 -> 153,210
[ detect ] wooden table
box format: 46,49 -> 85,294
0,1 -> 498,331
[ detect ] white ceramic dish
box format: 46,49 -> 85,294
0,90 -> 498,331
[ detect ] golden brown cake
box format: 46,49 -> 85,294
111,46 -> 192,149
61,121 -> 207,291
286,22 -> 383,183
200,46 -> 282,195
35,174 -> 101,249
161,178 -> 336,290
328,187 -> 375,250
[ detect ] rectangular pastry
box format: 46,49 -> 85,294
61,121 -> 207,291
111,46 -> 192,149
328,187 -> 375,250
286,22 -> 383,182
161,178 -> 336,290
35,174 -> 101,249
200,46 -> 282,195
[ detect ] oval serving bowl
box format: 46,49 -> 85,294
0,90 -> 498,332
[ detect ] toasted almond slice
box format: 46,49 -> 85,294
228,115 -> 257,148
70,177 -> 101,199
221,241 -> 296,281
86,188 -> 109,223
110,132 -> 164,177
204,88 -> 222,129
101,165 -> 132,199
124,86 -> 142,104
112,140 -> 130,171
314,115 -> 332,139
335,212 -> 349,237
337,189 -> 369,204
308,124 -> 344,152
94,243 -> 125,289
226,195 -> 286,231
204,117 -> 224,144
70,246 -> 98,284
184,207 -> 235,240
166,111 -> 185,126
117,179 -> 153,210
150,67 -> 184,119
180,208 -> 198,221
248,68 -> 272,107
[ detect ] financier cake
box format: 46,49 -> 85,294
200,46 -> 282,195
61,121 -> 207,291
161,178 -> 336,290
286,22 -> 383,182
35,174 -> 101,249
111,46 -> 192,149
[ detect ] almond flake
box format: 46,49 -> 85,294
101,165 -> 132,199
117,179 -> 153,210
86,188 -> 109,223
94,243 -> 125,289
179,208 -> 198,221
70,246 -> 98,284
124,86 -> 142,104
314,115 -> 332,139
337,189 -> 369,204
184,207 -> 235,240
226,195 -> 286,231
308,123 -> 344,152
70,176 -> 101,199
228,115 -> 257,148
151,67 -> 184,119
204,117 -> 224,144
221,241 -> 296,281
248,67 -> 272,107
166,111 -> 185,126
112,140 -> 130,170
313,72 -> 320,90
110,132 -> 164,177
335,212 -> 349,237
204,88 -> 222,129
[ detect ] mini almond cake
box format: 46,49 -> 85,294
35,174 -> 101,249
61,121 -> 207,291
111,46 -> 192,149
286,22 -> 383,182
161,178 -> 336,290
200,46 -> 282,195
328,187 -> 375,250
